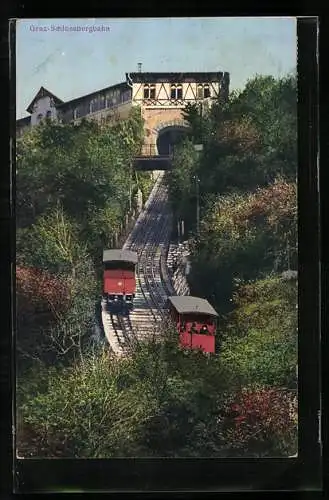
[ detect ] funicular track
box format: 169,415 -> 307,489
102,171 -> 175,355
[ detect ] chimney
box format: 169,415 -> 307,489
138,62 -> 142,73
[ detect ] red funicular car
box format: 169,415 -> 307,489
102,249 -> 138,313
167,295 -> 218,354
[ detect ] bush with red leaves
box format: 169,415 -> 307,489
221,386 -> 298,456
16,266 -> 70,318
229,178 -> 297,229
216,117 -> 262,155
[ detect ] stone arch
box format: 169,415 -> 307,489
155,121 -> 191,155
153,119 -> 191,134
142,110 -> 191,156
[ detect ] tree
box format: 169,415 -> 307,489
182,103 -> 206,143
16,265 -> 70,317
16,266 -> 71,366
183,73 -> 297,199
16,325 -> 235,458
16,107 -> 145,235
167,137 -> 199,234
188,179 -> 297,315
17,204 -> 84,276
17,351 -> 157,458
219,275 -> 297,389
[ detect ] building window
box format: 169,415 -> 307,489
204,85 -> 211,98
46,110 -> 52,119
171,84 -> 183,100
170,85 -> 176,99
197,84 -> 204,99
144,84 -> 156,99
73,108 -> 81,120
89,99 -> 96,114
100,95 -> 105,109
197,84 -> 211,99
36,113 -> 43,123
122,89 -> 131,102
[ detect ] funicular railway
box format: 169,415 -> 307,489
99,69 -> 226,354
101,169 -> 218,357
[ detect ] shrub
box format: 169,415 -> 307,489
17,352 -> 158,458
219,275 -> 297,388
220,386 -> 298,457
189,180 -> 297,315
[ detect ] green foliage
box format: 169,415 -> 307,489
86,201 -> 122,260
164,74 -> 298,458
17,204 -> 86,276
167,137 -> 199,232
135,171 -> 154,205
16,258 -> 98,368
179,73 -> 297,203
220,326 -> 297,388
182,102 -> 213,143
17,352 -> 156,457
16,108 -> 145,367
16,329 -> 225,457
229,275 -> 297,333
219,275 -> 297,388
16,206 -> 98,367
16,107 -> 145,234
189,179 -> 297,314
16,74 -> 298,459
17,324 -> 295,458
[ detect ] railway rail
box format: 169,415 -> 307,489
102,170 -> 175,355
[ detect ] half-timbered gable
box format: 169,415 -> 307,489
125,70 -> 229,156
127,72 -> 229,109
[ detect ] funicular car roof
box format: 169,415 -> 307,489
168,296 -> 218,317
103,249 -> 138,264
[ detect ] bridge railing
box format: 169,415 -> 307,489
140,144 -> 158,157
138,144 -> 175,157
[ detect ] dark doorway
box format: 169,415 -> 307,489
156,127 -> 188,155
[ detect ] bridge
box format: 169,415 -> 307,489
134,144 -> 173,171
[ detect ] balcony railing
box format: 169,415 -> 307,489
140,144 -> 158,156
138,144 -> 175,157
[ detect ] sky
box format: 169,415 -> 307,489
16,17 -> 297,119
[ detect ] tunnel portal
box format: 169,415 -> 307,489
156,126 -> 189,156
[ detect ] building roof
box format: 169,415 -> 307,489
26,86 -> 64,114
103,249 -> 138,264
25,81 -> 130,117
56,81 -> 129,109
16,115 -> 31,126
127,72 -> 228,84
168,296 -> 218,317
